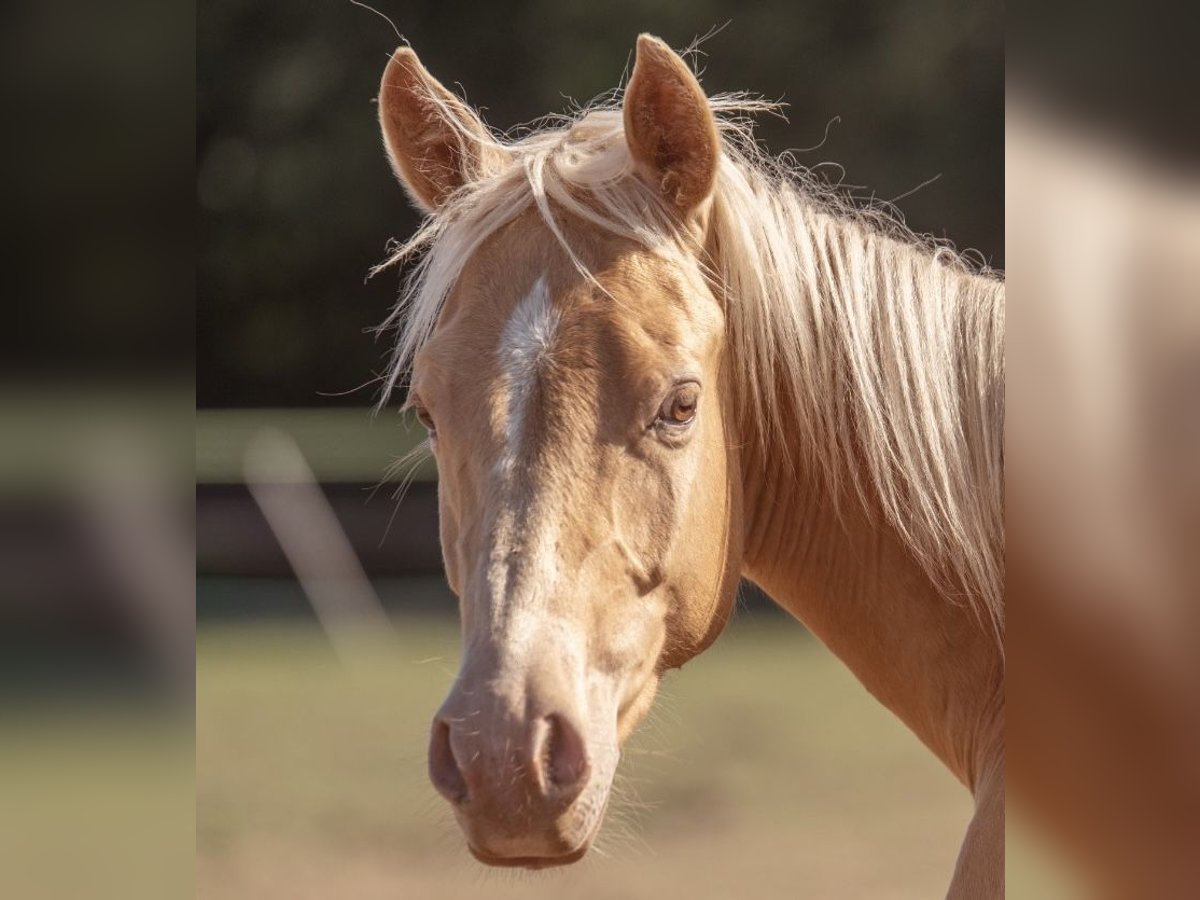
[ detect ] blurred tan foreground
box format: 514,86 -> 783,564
1007,100 -> 1200,897
197,617 -> 979,900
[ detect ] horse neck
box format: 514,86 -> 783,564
739,449 -> 1001,788
730,214 -> 1004,790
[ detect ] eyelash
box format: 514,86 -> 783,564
653,382 -> 700,430
410,400 -> 436,438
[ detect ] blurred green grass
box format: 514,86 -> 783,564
197,612 -> 977,899
0,709 -> 192,900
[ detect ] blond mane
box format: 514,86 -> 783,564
376,93 -> 1005,644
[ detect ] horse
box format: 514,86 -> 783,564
373,35 -> 1004,897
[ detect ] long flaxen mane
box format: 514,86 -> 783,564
376,86 -> 1005,646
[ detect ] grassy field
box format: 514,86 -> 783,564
197,612 -> 979,899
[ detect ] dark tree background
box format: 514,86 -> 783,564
198,0 -> 1002,408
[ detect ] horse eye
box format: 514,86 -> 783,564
657,384 -> 699,427
412,403 -> 436,434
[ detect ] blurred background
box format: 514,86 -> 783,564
197,0 -> 1003,411
0,0 -> 194,897
195,2 -> 1002,898
1,0 -> 1193,897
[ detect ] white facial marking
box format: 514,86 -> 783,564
497,274 -> 558,465
486,273 -> 566,668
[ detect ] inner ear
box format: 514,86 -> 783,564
623,35 -> 721,213
378,47 -> 502,212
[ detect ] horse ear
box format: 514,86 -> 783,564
378,47 -> 503,212
623,35 -> 721,214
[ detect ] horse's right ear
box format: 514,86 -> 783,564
378,48 -> 503,212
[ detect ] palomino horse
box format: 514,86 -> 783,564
375,35 -> 1004,897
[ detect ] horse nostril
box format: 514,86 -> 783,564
536,713 -> 591,797
428,719 -> 469,806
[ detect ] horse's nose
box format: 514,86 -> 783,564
428,718 -> 469,805
530,713 -> 591,801
428,711 -> 591,808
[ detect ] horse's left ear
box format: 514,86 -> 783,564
623,35 -> 721,215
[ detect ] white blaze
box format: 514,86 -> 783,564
496,275 -> 558,467
486,274 -> 565,658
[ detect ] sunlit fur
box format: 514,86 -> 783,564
377,95 -> 1004,646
